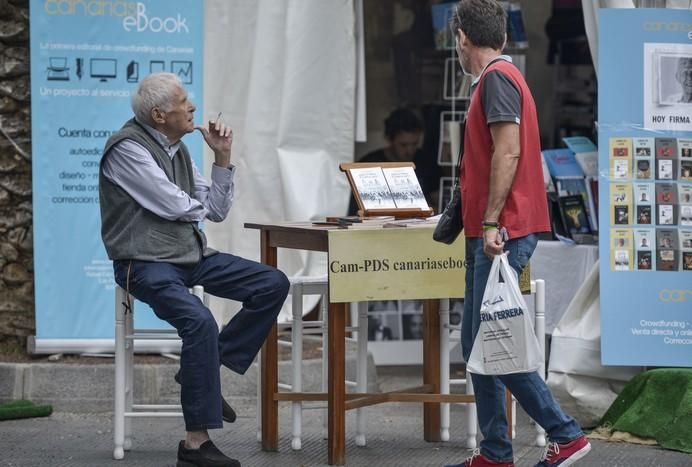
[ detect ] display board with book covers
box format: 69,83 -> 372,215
598,8 -> 692,368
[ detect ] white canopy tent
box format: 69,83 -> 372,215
202,0 -> 359,321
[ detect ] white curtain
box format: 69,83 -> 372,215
203,1 -> 356,320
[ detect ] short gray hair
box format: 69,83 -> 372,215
131,72 -> 183,125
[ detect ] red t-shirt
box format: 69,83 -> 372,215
460,59 -> 550,238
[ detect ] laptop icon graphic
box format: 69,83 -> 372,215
47,57 -> 69,81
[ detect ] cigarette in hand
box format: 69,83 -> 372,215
211,112 -> 222,128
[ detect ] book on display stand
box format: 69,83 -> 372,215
340,162 -> 434,219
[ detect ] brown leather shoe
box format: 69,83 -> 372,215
174,370 -> 237,423
176,440 -> 240,467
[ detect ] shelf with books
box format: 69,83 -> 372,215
542,140 -> 599,242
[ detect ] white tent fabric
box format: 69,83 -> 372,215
546,260 -> 643,427
202,1 -> 356,321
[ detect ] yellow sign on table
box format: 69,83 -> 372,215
327,227 -> 466,303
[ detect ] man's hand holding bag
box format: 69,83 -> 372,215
467,253 -> 542,375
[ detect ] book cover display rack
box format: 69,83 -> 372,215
340,162 -> 434,219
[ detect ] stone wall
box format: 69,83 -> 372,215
0,0 -> 32,350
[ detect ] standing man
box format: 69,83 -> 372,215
100,72 -> 289,467
445,2 -> 591,467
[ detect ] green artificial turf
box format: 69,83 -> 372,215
0,400 -> 53,421
598,368 -> 692,453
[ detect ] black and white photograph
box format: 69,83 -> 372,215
657,159 -> 674,180
656,53 -> 692,106
367,312 -> 400,342
401,313 -> 424,340
612,159 -> 629,179
658,204 -> 674,225
635,229 -> 653,250
443,58 -> 472,100
681,205 -> 692,226
614,250 -> 630,271
382,166 -> 428,210
349,167 -> 397,210
644,43 -> 692,131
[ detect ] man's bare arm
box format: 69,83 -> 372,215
483,121 -> 520,256
485,121 -> 520,222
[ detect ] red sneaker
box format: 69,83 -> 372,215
534,435 -> 592,467
444,449 -> 515,467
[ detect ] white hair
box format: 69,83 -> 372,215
131,72 -> 183,125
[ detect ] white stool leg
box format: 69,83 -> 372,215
290,283 -> 303,451
123,295 -> 134,451
439,298 -> 451,442
355,302 -> 368,447
534,280 -> 547,447
114,286 -> 126,460
465,367 -> 478,449
512,395 -> 517,440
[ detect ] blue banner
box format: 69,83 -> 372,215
599,9 -> 692,367
30,0 -> 203,340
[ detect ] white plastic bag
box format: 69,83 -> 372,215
467,253 -> 542,375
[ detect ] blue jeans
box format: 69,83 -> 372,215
114,253 -> 289,432
462,235 -> 582,463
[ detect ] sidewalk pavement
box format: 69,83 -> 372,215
1,366 -> 690,467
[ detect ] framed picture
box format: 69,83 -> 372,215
431,2 -> 456,51
438,176 -> 455,214
360,300 -> 464,365
443,58 -> 472,100
437,111 -> 465,166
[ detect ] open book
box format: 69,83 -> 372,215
341,162 -> 433,218
349,166 -> 429,210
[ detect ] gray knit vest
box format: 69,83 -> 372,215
99,119 -> 216,264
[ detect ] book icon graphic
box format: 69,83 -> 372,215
126,60 -> 139,83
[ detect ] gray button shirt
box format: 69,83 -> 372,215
101,121 -> 235,223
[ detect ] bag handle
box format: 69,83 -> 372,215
451,118 -> 466,187
498,253 -> 519,285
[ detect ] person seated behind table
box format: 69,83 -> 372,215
347,108 -> 441,215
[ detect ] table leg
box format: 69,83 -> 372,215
328,302 -> 346,465
423,299 -> 441,442
260,232 -> 279,451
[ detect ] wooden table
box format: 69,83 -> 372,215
245,222 -> 475,465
